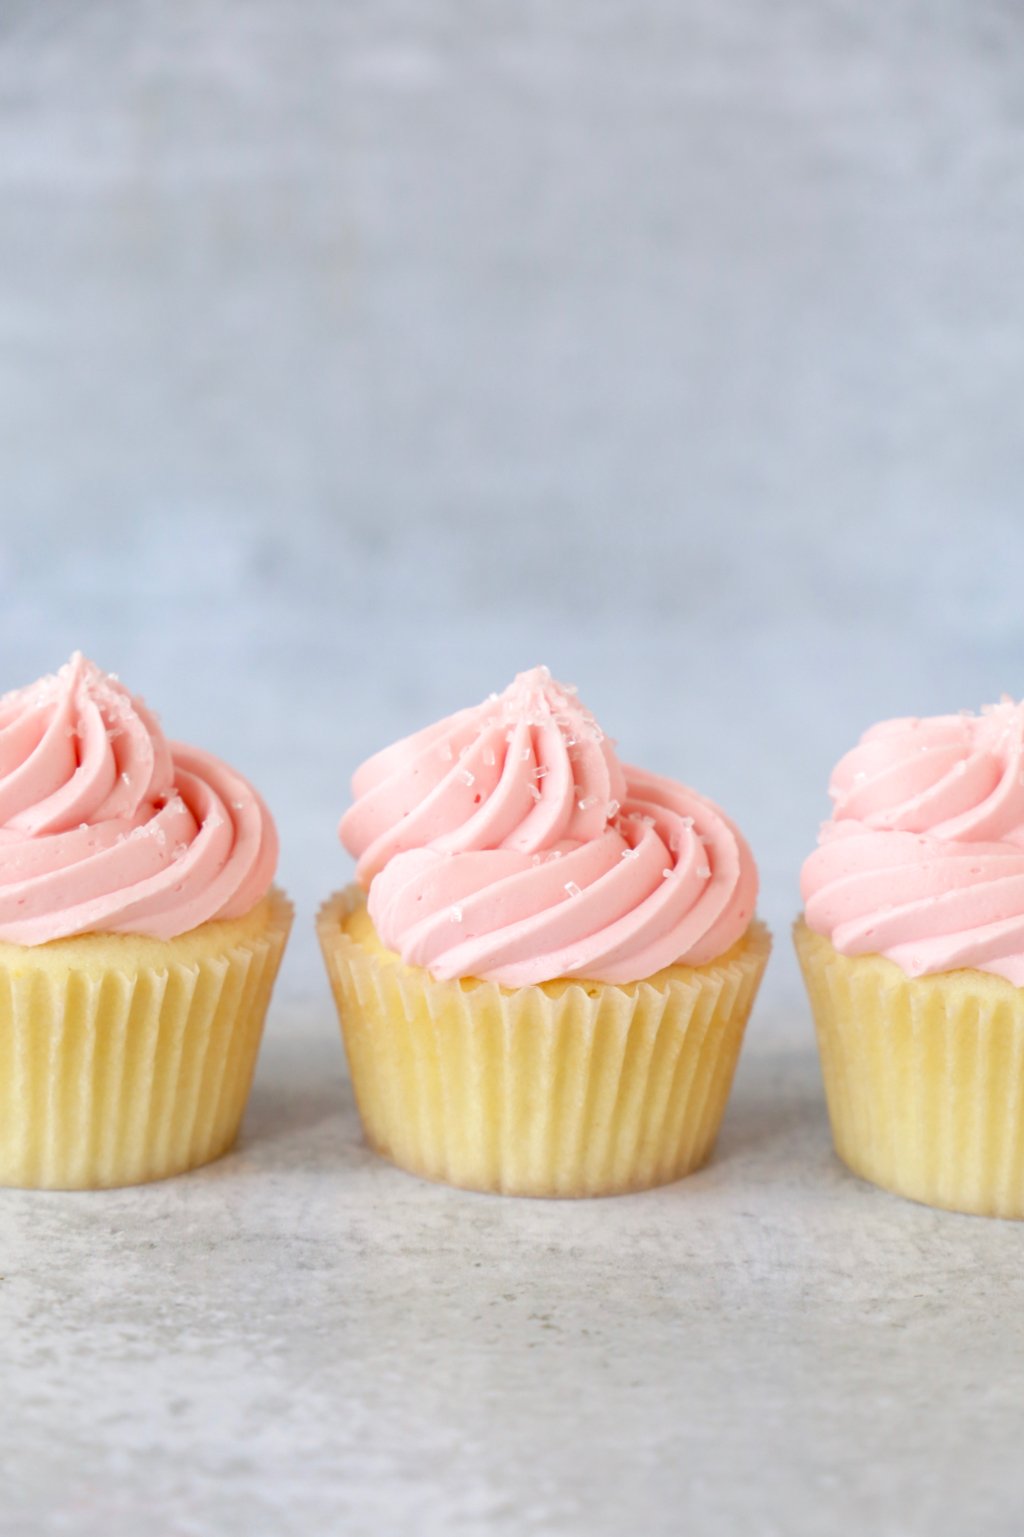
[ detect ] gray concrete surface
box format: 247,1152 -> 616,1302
1,1 -> 1024,1532
5,1006 -> 1024,1537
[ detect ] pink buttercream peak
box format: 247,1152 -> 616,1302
0,656 -> 277,943
802,699 -> 1024,983
494,666 -> 601,737
339,669 -> 757,985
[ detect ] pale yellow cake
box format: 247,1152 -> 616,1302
795,917 -> 1024,1219
320,886 -> 770,1198
0,888 -> 293,1190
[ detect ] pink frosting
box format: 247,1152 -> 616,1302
801,698 -> 1024,983
0,654 -> 277,943
339,667 -> 758,985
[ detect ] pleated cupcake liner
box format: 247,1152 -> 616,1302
0,889 -> 293,1190
318,887 -> 770,1198
794,917 -> 1024,1218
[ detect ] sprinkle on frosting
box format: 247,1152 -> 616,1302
339,666 -> 758,985
801,698 -> 1024,983
0,654 -> 277,943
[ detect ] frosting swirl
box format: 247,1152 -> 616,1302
0,654 -> 277,943
340,667 -> 757,985
801,698 -> 1024,983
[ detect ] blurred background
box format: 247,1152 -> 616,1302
2,1 -> 1023,1008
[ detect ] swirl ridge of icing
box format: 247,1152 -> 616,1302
339,667 -> 757,985
801,698 -> 1024,983
0,654 -> 277,943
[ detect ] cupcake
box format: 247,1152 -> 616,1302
795,698 -> 1024,1218
0,654 -> 292,1189
318,667 -> 769,1197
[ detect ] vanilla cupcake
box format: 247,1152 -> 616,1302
318,667 -> 769,1197
0,654 -> 292,1189
795,698 -> 1024,1218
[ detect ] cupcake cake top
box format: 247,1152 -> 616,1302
801,698 -> 1024,983
0,654 -> 277,944
339,666 -> 757,985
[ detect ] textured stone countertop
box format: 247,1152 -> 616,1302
4,990 -> 1023,1537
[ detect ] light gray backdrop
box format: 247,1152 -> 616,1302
2,0 -> 1022,1006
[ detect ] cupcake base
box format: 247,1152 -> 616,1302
0,888 -> 293,1190
318,887 -> 770,1198
794,917 -> 1024,1219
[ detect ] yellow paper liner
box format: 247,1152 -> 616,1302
794,917 -> 1024,1218
0,888 -> 293,1189
318,886 -> 770,1197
